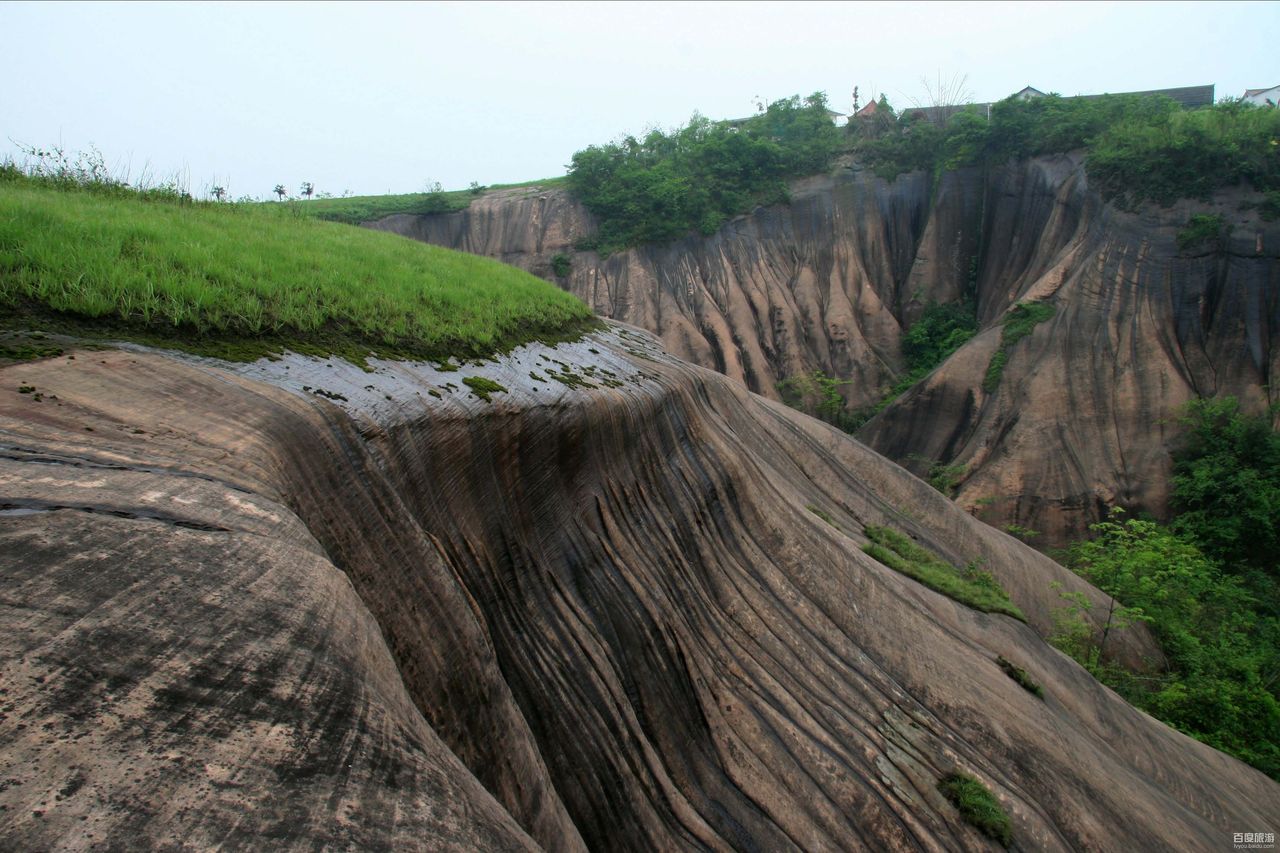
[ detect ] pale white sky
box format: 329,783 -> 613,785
1,1 -> 1275,199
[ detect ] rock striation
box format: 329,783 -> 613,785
369,158 -> 1280,546
2,328 -> 1275,849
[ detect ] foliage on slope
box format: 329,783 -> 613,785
1054,399 -> 1280,779
566,93 -> 841,253
853,93 -> 1280,208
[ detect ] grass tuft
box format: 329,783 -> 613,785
862,525 -> 1025,621
996,656 -> 1045,698
806,504 -> 839,528
938,773 -> 1013,847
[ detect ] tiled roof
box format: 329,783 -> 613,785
1077,84 -> 1214,109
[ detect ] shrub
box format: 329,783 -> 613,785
1170,397 -> 1280,579
854,94 -> 1280,208
806,504 -> 838,527
550,253 -> 572,278
567,93 -> 840,252
938,773 -> 1013,847
1061,509 -> 1280,779
1176,213 -> 1227,252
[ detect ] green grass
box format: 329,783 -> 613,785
806,504 -> 839,527
0,176 -> 594,362
862,525 -> 1025,621
938,773 -> 1013,847
996,656 -> 1045,698
983,302 -> 1056,392
300,177 -> 568,225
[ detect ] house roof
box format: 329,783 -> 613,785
1012,86 -> 1046,98
1076,84 -> 1214,109
1244,86 -> 1280,97
853,101 -> 880,117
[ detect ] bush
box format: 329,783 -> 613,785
1176,213 -> 1227,251
567,93 -> 840,252
1170,397 -> 1280,581
937,773 -> 1013,847
1089,99 -> 1280,207
902,300 -> 978,373
852,93 -> 1280,208
550,253 -> 572,278
1061,510 -> 1280,779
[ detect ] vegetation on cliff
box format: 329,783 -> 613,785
566,93 -> 840,252
862,525 -> 1024,621
778,300 -> 978,432
0,162 -> 593,361
854,94 -> 1280,208
1054,399 -> 1280,779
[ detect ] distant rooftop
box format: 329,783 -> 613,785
1075,84 -> 1214,109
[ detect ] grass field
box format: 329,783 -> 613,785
0,173 -> 593,362
300,177 -> 568,225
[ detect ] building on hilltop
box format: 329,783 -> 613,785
1074,84 -> 1214,109
1243,85 -> 1279,107
1010,86 -> 1047,101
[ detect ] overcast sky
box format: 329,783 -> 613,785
2,1 -> 1275,199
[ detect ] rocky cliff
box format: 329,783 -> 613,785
3,329 -> 1276,850
369,158 -> 1279,545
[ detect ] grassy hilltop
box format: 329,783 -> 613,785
0,167 -> 592,362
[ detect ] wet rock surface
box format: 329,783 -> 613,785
1,329 -> 1276,849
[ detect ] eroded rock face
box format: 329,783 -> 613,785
370,158 -> 1279,546
859,158 -> 1280,545
2,330 -> 1276,850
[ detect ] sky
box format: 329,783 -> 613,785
2,1 -> 1276,200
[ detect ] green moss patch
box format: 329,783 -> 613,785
462,376 -> 507,402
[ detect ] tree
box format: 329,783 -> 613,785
1170,397 -> 1280,581
273,184 -> 287,201
908,71 -> 974,129
300,181 -> 314,199
210,185 -> 227,202
1060,509 -> 1280,778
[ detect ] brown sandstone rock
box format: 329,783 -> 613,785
369,157 -> 1279,548
1,330 -> 1275,850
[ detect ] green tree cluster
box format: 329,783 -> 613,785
567,93 -> 840,253
1055,399 -> 1280,779
851,94 -> 1280,208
